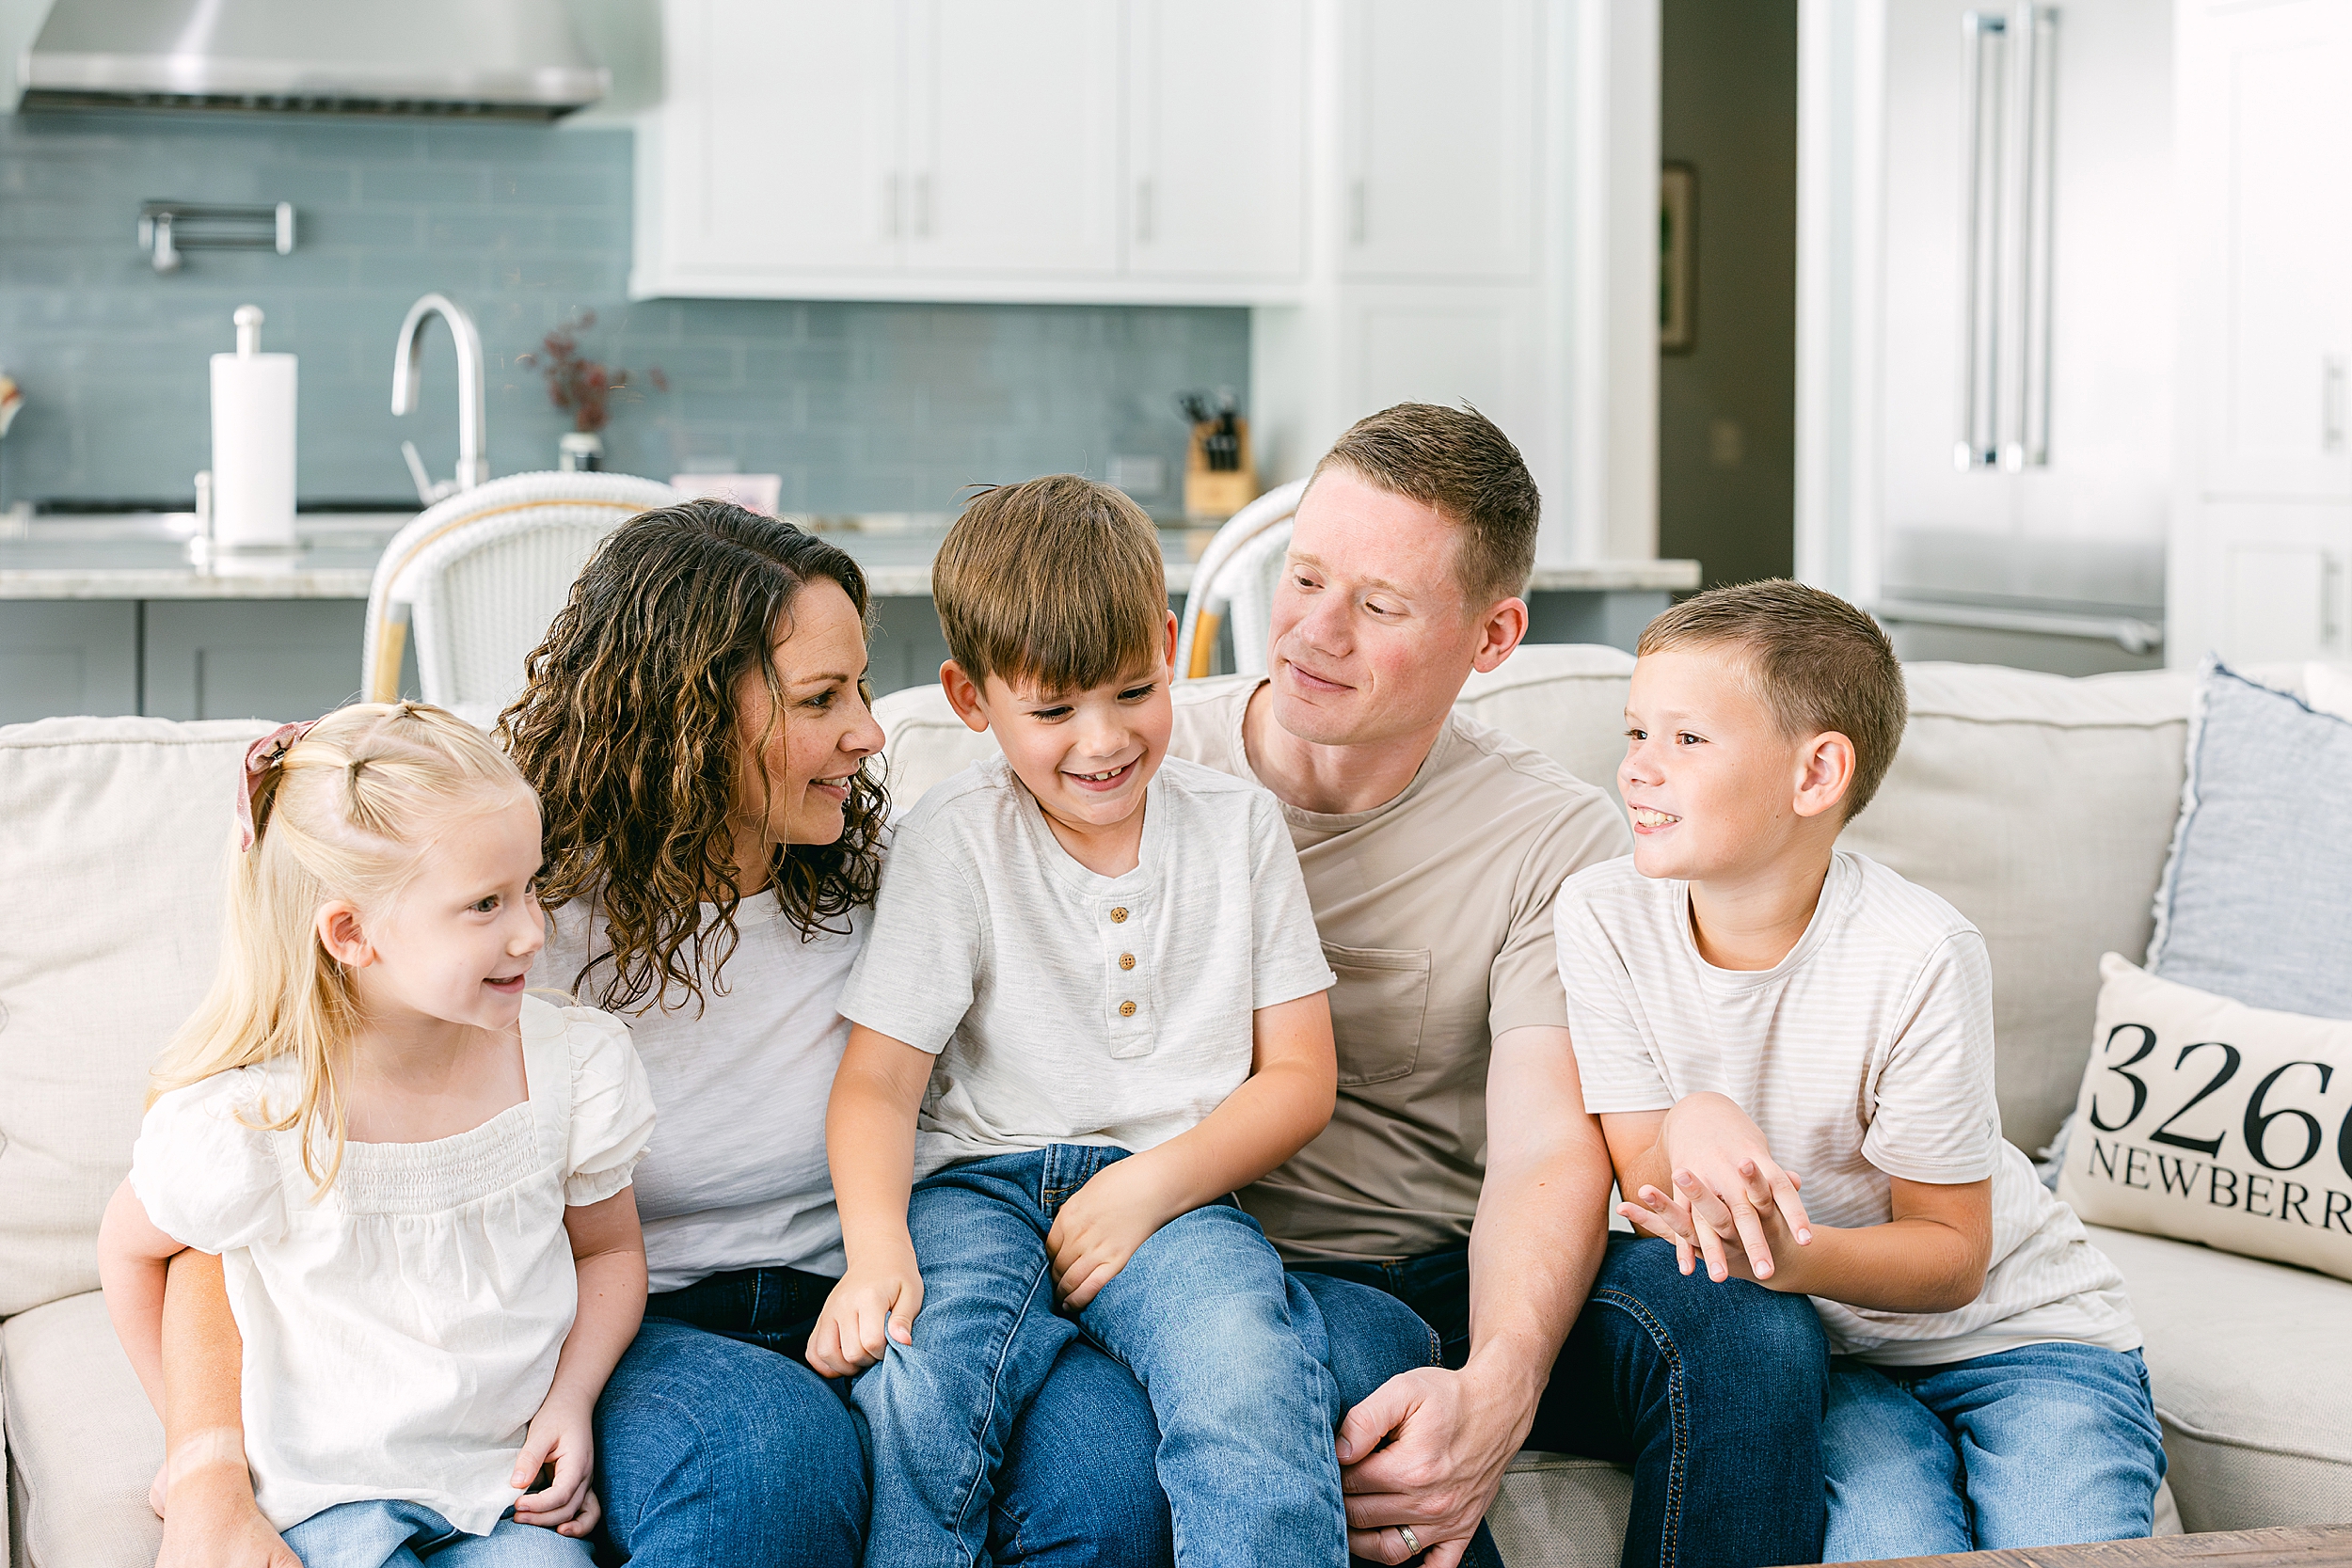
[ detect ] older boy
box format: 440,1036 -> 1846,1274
1561,580 -> 2166,1560
817,476 -> 1356,1568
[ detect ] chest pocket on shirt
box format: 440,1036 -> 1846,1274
1322,942 -> 1431,1086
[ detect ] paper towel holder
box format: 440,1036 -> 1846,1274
138,201 -> 295,275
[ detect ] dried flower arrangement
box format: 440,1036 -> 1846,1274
518,311 -> 667,434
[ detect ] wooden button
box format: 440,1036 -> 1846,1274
1109,907 -> 1129,924
1119,1000 -> 1137,1018
1119,953 -> 1136,971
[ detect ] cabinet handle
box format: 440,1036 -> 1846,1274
914,173 -> 932,240
884,173 -> 901,241
1136,177 -> 1153,244
2327,554 -> 2345,649
2326,355 -> 2346,454
1349,181 -> 1366,245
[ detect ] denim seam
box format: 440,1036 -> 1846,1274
1594,1286 -> 1689,1568
942,1244 -> 1062,1564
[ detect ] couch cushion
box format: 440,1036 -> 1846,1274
1,1290 -> 162,1568
2146,661 -> 2352,1020
2087,1223 -> 2352,1533
1490,1453 -> 1631,1568
0,716 -> 272,1319
1837,664 -> 2196,1154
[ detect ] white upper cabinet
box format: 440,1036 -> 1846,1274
648,1 -> 903,284
634,0 -> 1316,301
903,0 -> 1120,277
1125,0 -> 1308,282
1340,0 -> 1540,282
2180,0 -> 2352,500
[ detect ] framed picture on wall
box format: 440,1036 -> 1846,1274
1661,163 -> 1695,354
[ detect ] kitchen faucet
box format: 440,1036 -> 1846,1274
390,293 -> 488,505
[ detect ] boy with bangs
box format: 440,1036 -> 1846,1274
816,475 -> 1355,1567
1557,580 -> 2166,1560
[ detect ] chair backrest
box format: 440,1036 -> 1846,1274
362,472 -> 680,726
1175,478 -> 1308,679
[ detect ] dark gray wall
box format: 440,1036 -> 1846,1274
1659,0 -> 1799,589
0,112 -> 1245,515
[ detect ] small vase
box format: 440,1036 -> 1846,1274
558,432 -> 604,473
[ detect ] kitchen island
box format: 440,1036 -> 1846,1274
0,512 -> 1698,725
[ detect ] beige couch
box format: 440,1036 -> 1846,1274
4,648 -> 2345,1566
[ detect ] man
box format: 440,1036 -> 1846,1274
1170,404 -> 1829,1568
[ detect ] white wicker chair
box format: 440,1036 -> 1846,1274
361,471 -> 682,727
1174,478 -> 1308,680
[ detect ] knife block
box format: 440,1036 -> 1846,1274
1184,418 -> 1257,521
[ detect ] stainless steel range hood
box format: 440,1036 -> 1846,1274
19,0 -> 609,119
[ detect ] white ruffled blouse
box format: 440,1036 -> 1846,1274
128,997 -> 655,1536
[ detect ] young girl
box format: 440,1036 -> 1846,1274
96,702 -> 656,1568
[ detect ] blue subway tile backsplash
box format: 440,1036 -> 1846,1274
0,112 -> 1246,514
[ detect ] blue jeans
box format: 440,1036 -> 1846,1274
857,1146 -> 1349,1568
1821,1343 -> 2166,1560
594,1264 -> 1175,1566
283,1500 -> 589,1568
1298,1234 -> 1831,1568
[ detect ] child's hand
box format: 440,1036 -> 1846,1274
808,1244 -> 923,1378
1620,1164 -> 1806,1286
509,1395 -> 598,1535
1656,1092 -> 1814,1283
1046,1156 -> 1184,1310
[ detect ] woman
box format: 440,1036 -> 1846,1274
152,501 -> 1177,1567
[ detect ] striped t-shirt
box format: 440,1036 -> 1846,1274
1557,849 -> 2139,1366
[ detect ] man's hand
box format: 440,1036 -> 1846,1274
1045,1155 -> 1184,1310
1648,1093 -> 1813,1282
510,1394 -> 598,1534
808,1242 -> 924,1378
1332,1359 -> 1540,1567
155,1456 -> 300,1568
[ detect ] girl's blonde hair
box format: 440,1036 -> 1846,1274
150,702 -> 535,1193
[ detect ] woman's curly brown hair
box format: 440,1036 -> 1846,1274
498,499 -> 887,1013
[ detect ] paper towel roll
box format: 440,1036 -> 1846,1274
212,309 -> 296,550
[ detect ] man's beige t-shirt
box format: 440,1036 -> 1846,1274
1170,675 -> 1631,1260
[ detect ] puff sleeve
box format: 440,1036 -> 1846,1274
129,1069 -> 289,1255
562,1006 -> 657,1207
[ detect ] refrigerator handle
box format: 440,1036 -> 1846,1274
1956,11 -> 2008,471
2005,3 -> 2058,471
2324,355 -> 2346,455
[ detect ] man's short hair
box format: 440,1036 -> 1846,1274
1308,403 -> 1541,606
1637,579 -> 1908,819
933,474 -> 1168,694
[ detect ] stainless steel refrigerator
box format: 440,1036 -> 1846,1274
1871,0 -> 2173,673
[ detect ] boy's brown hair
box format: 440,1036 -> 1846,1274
934,474 -> 1168,694
1309,402 -> 1541,606
1637,579 -> 1908,819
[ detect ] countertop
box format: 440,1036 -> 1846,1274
0,513 -> 1701,601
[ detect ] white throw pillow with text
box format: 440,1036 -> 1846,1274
2059,953 -> 2352,1283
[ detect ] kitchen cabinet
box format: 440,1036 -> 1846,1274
142,601 -> 371,722
1125,0 -> 1308,283
1340,0 -> 1540,282
633,0 -> 1304,303
0,602 -> 138,725
2179,0 -> 2352,503
2171,0 -> 2352,664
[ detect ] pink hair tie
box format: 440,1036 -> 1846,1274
237,721 -> 317,852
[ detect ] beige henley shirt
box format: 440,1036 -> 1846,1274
1170,675 -> 1630,1260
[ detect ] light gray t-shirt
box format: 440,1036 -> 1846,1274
839,752 -> 1336,1174
543,891 -> 865,1291
1559,849 -> 2140,1365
